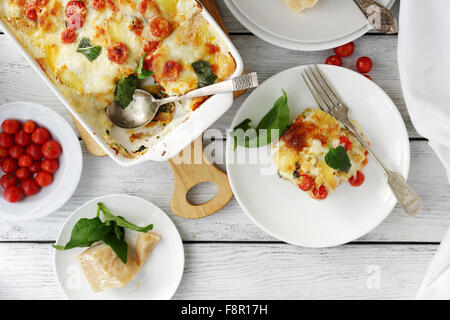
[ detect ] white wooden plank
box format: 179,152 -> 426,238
0,140 -> 448,243
0,33 -> 420,139
0,242 -> 434,300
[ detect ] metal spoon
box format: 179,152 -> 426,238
353,0 -> 398,34
107,73 -> 259,129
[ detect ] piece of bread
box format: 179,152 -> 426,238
284,0 -> 319,12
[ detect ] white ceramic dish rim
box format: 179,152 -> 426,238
225,64 -> 410,247
53,194 -> 185,300
0,101 -> 83,220
224,0 -> 395,51
0,1 -> 243,166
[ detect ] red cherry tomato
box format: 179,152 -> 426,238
4,185 -> 22,203
41,159 -> 59,173
349,171 -> 365,187
24,7 -> 38,21
162,60 -> 181,82
35,171 -> 53,187
26,144 -> 43,160
107,42 -> 129,65
1,158 -> 18,174
356,56 -> 372,73
8,145 -> 25,159
339,136 -> 352,151
0,148 -> 7,158
325,55 -> 342,66
65,0 -> 87,30
18,154 -> 33,168
298,174 -> 314,191
0,132 -> 14,149
16,167 -> 31,180
334,42 -> 355,57
31,127 -> 51,145
14,130 -> 31,146
20,179 -> 40,196
364,75 -> 372,80
61,28 -> 77,44
29,161 -> 41,174
0,174 -> 18,189
149,16 -> 171,38
23,121 -> 36,134
1,119 -> 20,135
312,185 -> 328,200
42,140 -> 62,159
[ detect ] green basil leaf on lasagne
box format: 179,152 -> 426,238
192,60 -> 217,88
114,74 -> 138,109
77,37 -> 102,62
136,54 -> 154,80
325,145 -> 352,173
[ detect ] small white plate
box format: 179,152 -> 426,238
226,65 -> 409,247
225,0 -> 395,51
0,102 -> 82,220
54,194 -> 184,300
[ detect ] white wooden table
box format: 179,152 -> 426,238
0,1 -> 448,300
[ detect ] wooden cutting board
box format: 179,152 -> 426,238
74,0 -> 242,219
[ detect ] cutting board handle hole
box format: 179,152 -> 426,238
186,181 -> 218,205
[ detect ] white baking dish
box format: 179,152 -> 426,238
0,1 -> 243,166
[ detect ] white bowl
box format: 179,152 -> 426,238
0,102 -> 83,220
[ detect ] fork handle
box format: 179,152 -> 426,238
345,123 -> 423,216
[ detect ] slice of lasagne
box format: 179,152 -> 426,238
272,108 -> 368,200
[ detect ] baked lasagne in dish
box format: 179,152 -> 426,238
0,0 -> 236,158
272,108 -> 368,200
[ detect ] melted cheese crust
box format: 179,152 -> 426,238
0,0 -> 236,158
272,108 -> 368,200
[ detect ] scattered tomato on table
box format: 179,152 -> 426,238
0,119 -> 62,203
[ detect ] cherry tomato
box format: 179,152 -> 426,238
0,132 -> 14,149
41,159 -> 59,173
298,174 -> 314,191
35,171 -> 53,187
23,121 -> 36,134
14,130 -> 31,146
8,145 -> 25,159
65,0 -> 87,30
325,55 -> 342,66
29,161 -> 41,174
364,75 -> 372,80
0,174 -> 18,189
107,42 -> 129,64
18,154 -> 33,168
31,127 -> 51,145
162,60 -> 181,82
349,171 -> 365,187
149,16 -> 171,38
4,185 -> 22,203
61,28 -> 77,44
42,140 -> 62,159
16,167 -> 31,180
334,42 -> 355,57
20,179 -> 40,196
1,119 -> 20,135
24,7 -> 38,21
312,185 -> 328,200
26,144 -> 43,160
339,136 -> 352,151
356,56 -> 372,73
1,158 -> 18,174
0,148 -> 8,158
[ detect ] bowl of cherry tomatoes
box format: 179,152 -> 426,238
0,102 -> 82,220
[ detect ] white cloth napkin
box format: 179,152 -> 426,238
398,0 -> 450,183
398,0 -> 450,300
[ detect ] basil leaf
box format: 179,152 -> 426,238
102,229 -> 128,264
114,74 -> 138,108
77,37 -> 102,62
98,203 -> 153,233
325,145 -> 352,173
136,54 -> 154,80
52,217 -> 110,250
192,60 -> 217,88
231,90 -> 290,149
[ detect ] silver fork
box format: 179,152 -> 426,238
301,65 -> 423,216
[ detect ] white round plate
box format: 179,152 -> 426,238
225,0 -> 395,51
226,65 -> 409,247
54,194 -> 184,300
0,102 -> 82,220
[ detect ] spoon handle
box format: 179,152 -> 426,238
158,73 -> 258,105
